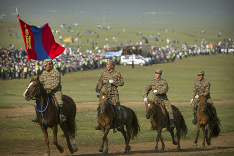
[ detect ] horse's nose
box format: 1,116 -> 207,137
146,114 -> 150,119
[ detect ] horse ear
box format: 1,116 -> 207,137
31,77 -> 34,81
37,75 -> 40,81
147,98 -> 150,103
100,90 -> 102,95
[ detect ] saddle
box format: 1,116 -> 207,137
159,105 -> 170,129
49,95 -> 59,109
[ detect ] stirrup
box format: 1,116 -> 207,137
31,118 -> 38,123
192,119 -> 197,125
95,124 -> 101,130
60,114 -> 66,122
150,125 -> 156,130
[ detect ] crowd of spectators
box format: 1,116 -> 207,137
0,38 -> 233,80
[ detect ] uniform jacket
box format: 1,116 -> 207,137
40,68 -> 62,94
143,78 -> 168,100
96,69 -> 124,95
192,78 -> 210,99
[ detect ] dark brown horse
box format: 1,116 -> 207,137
98,91 -> 140,154
194,95 -> 220,147
23,76 -> 78,156
146,99 -> 187,151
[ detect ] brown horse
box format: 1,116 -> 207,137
194,95 -> 220,147
145,99 -> 187,151
23,76 -> 78,156
98,91 -> 140,153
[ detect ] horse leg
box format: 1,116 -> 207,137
206,124 -> 211,145
169,128 -> 177,145
176,125 -> 181,151
155,128 -> 164,150
99,127 -> 110,153
125,126 -> 132,153
59,123 -> 74,154
154,127 -> 163,152
52,126 -> 64,153
40,126 -> 50,155
194,125 -> 200,146
120,128 -> 131,153
69,119 -> 78,152
202,127 -> 206,147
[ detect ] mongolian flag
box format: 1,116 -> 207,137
18,17 -> 65,61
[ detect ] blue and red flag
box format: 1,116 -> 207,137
18,17 -> 65,61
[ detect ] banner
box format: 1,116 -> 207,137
19,18 -> 65,61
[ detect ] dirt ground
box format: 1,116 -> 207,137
0,100 -> 234,156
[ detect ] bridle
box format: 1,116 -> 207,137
26,81 -> 41,100
197,101 -> 207,111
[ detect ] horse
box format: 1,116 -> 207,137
145,99 -> 187,151
98,91 -> 140,153
194,95 -> 220,147
23,76 -> 78,156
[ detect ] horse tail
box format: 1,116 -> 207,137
211,117 -> 220,137
179,113 -> 188,138
130,109 -> 140,139
63,95 -> 77,139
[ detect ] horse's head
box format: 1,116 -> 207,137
99,91 -> 109,113
198,95 -> 207,112
145,98 -> 155,119
23,76 -> 43,101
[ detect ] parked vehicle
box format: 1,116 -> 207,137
120,54 -> 149,66
221,48 -> 234,54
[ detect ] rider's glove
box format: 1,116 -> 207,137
190,98 -> 193,105
96,92 -> 100,98
109,79 -> 113,84
144,98 -> 148,102
195,95 -> 199,98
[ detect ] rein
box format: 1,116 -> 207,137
197,101 -> 206,109
35,96 -> 49,127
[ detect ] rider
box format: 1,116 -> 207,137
143,69 -> 175,129
95,60 -> 124,130
32,59 -> 66,123
190,71 -> 219,125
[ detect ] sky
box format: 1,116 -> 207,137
1,0 -> 234,28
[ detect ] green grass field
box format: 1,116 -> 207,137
0,54 -> 234,148
1,21 -> 234,52
0,20 -> 234,151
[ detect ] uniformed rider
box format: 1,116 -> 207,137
143,69 -> 175,129
190,71 -> 219,125
95,60 -> 124,130
32,59 -> 66,123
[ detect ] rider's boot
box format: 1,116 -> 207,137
59,106 -> 66,122
150,117 -> 155,130
116,109 -> 123,131
192,114 -> 197,125
32,106 -> 38,123
170,119 -> 175,128
95,106 -> 101,130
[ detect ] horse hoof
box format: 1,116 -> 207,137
124,146 -> 131,153
193,143 -> 197,147
44,153 -> 50,156
161,147 -> 165,151
173,141 -> 178,145
104,149 -> 108,154
69,148 -> 74,154
154,148 -> 158,152
59,147 -> 64,153
73,146 -> 78,153
202,144 -> 205,147
99,147 -> 103,152
177,147 -> 181,151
